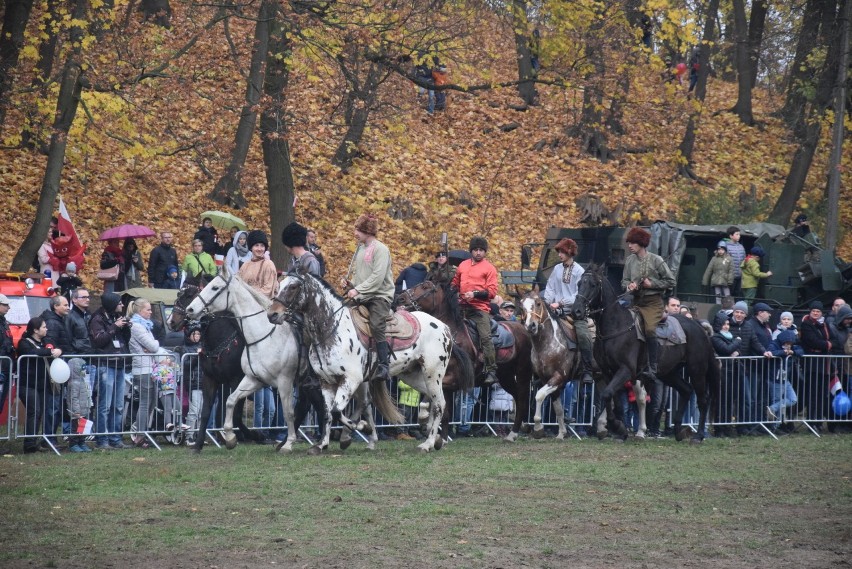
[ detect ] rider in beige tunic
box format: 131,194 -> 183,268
621,227 -> 675,383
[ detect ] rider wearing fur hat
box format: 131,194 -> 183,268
543,238 -> 595,383
452,236 -> 499,385
281,222 -> 321,277
622,227 -> 676,384
345,214 -> 395,382
238,230 -> 278,299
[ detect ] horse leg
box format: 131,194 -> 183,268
533,378 -> 561,439
633,379 -> 647,440
223,377 -> 264,450
308,387 -> 335,455
192,375 -> 217,453
668,374 -> 693,442
551,385 -> 567,440
441,387 -> 453,445
600,369 -> 630,440
274,374 -> 297,454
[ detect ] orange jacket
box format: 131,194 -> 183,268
452,258 -> 498,313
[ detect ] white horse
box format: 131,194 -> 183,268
268,271 -> 452,453
183,266 -> 305,452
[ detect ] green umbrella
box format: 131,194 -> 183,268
200,210 -> 247,231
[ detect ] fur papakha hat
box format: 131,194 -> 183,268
625,227 -> 651,248
469,236 -> 488,252
247,230 -> 269,250
281,222 -> 308,248
354,214 -> 379,236
555,238 -> 578,256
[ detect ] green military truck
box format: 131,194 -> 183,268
503,221 -> 851,319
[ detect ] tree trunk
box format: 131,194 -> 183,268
141,0 -> 172,27
259,9 -> 294,270
821,0 -> 849,253
21,0 -> 61,151
12,0 -> 88,271
779,0 -> 828,131
0,0 -> 35,131
209,0 -> 273,209
768,0 -> 841,225
746,0 -> 769,88
731,0 -> 754,125
511,0 -> 538,106
332,54 -> 383,169
678,0 -> 721,179
718,7 -> 737,81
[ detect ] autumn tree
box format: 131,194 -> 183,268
0,0 -> 35,131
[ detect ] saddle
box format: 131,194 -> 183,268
630,310 -> 686,345
552,315 -> 597,350
350,305 -> 420,351
465,319 -> 516,363
656,314 -> 687,345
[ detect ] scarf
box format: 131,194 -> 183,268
233,231 -> 249,258
131,313 -> 154,331
720,331 -> 733,340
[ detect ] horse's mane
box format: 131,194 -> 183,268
306,272 -> 347,303
233,274 -> 272,309
439,282 -> 465,327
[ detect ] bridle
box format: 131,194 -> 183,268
396,280 -> 437,312
577,272 -> 636,341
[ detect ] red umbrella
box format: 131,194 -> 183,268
98,224 -> 157,241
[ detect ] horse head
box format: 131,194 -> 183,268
168,273 -> 213,331
268,271 -> 308,324
185,272 -> 232,320
572,264 -> 606,320
394,280 -> 439,312
521,291 -> 547,335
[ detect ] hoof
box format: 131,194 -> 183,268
520,424 -> 532,434
307,444 -> 324,456
224,437 -> 238,450
434,437 -> 444,451
676,427 -> 691,442
277,444 -> 292,454
190,447 -> 201,455
366,442 -> 376,450
690,436 -> 704,445
503,431 -> 519,442
339,438 -> 352,451
532,428 -> 545,440
596,430 -> 608,441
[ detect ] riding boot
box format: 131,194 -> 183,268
579,344 -> 595,384
373,341 -> 391,382
643,339 -> 660,383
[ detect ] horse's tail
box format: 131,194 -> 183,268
706,344 -> 721,423
453,343 -> 476,393
370,380 -> 405,425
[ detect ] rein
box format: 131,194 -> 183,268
578,275 -> 636,341
396,280 -> 437,312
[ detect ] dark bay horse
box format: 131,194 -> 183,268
571,264 -> 719,443
168,275 -> 267,452
395,280 -> 534,442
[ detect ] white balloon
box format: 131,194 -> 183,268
49,358 -> 70,384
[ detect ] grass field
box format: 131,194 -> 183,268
1,434 -> 850,569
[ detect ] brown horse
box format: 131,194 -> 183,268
395,280 -> 534,442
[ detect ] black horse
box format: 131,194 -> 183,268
571,264 -> 719,443
168,275 -> 267,452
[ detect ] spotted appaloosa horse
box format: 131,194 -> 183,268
572,264 -> 719,443
269,271 -> 452,452
395,280 -> 534,442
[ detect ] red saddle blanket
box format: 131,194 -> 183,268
351,306 -> 421,351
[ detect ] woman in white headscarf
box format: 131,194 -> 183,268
225,230 -> 250,275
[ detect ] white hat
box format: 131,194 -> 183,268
0,294 -> 10,305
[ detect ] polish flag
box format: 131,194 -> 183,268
57,198 -> 84,257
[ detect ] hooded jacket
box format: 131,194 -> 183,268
225,230 -> 251,275
89,292 -> 131,360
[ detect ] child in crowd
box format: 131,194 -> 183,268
162,266 -> 181,290
56,262 -> 83,298
152,353 -> 185,435
766,330 -> 801,427
702,241 -> 734,304
772,311 -> 799,340
180,324 -> 203,445
66,358 -> 92,453
740,246 -> 772,305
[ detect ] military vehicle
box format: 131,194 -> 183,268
503,221 -> 851,319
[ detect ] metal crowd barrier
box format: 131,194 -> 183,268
0,355 -> 12,444
7,351 -> 851,453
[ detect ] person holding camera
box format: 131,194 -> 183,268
89,292 -> 132,449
